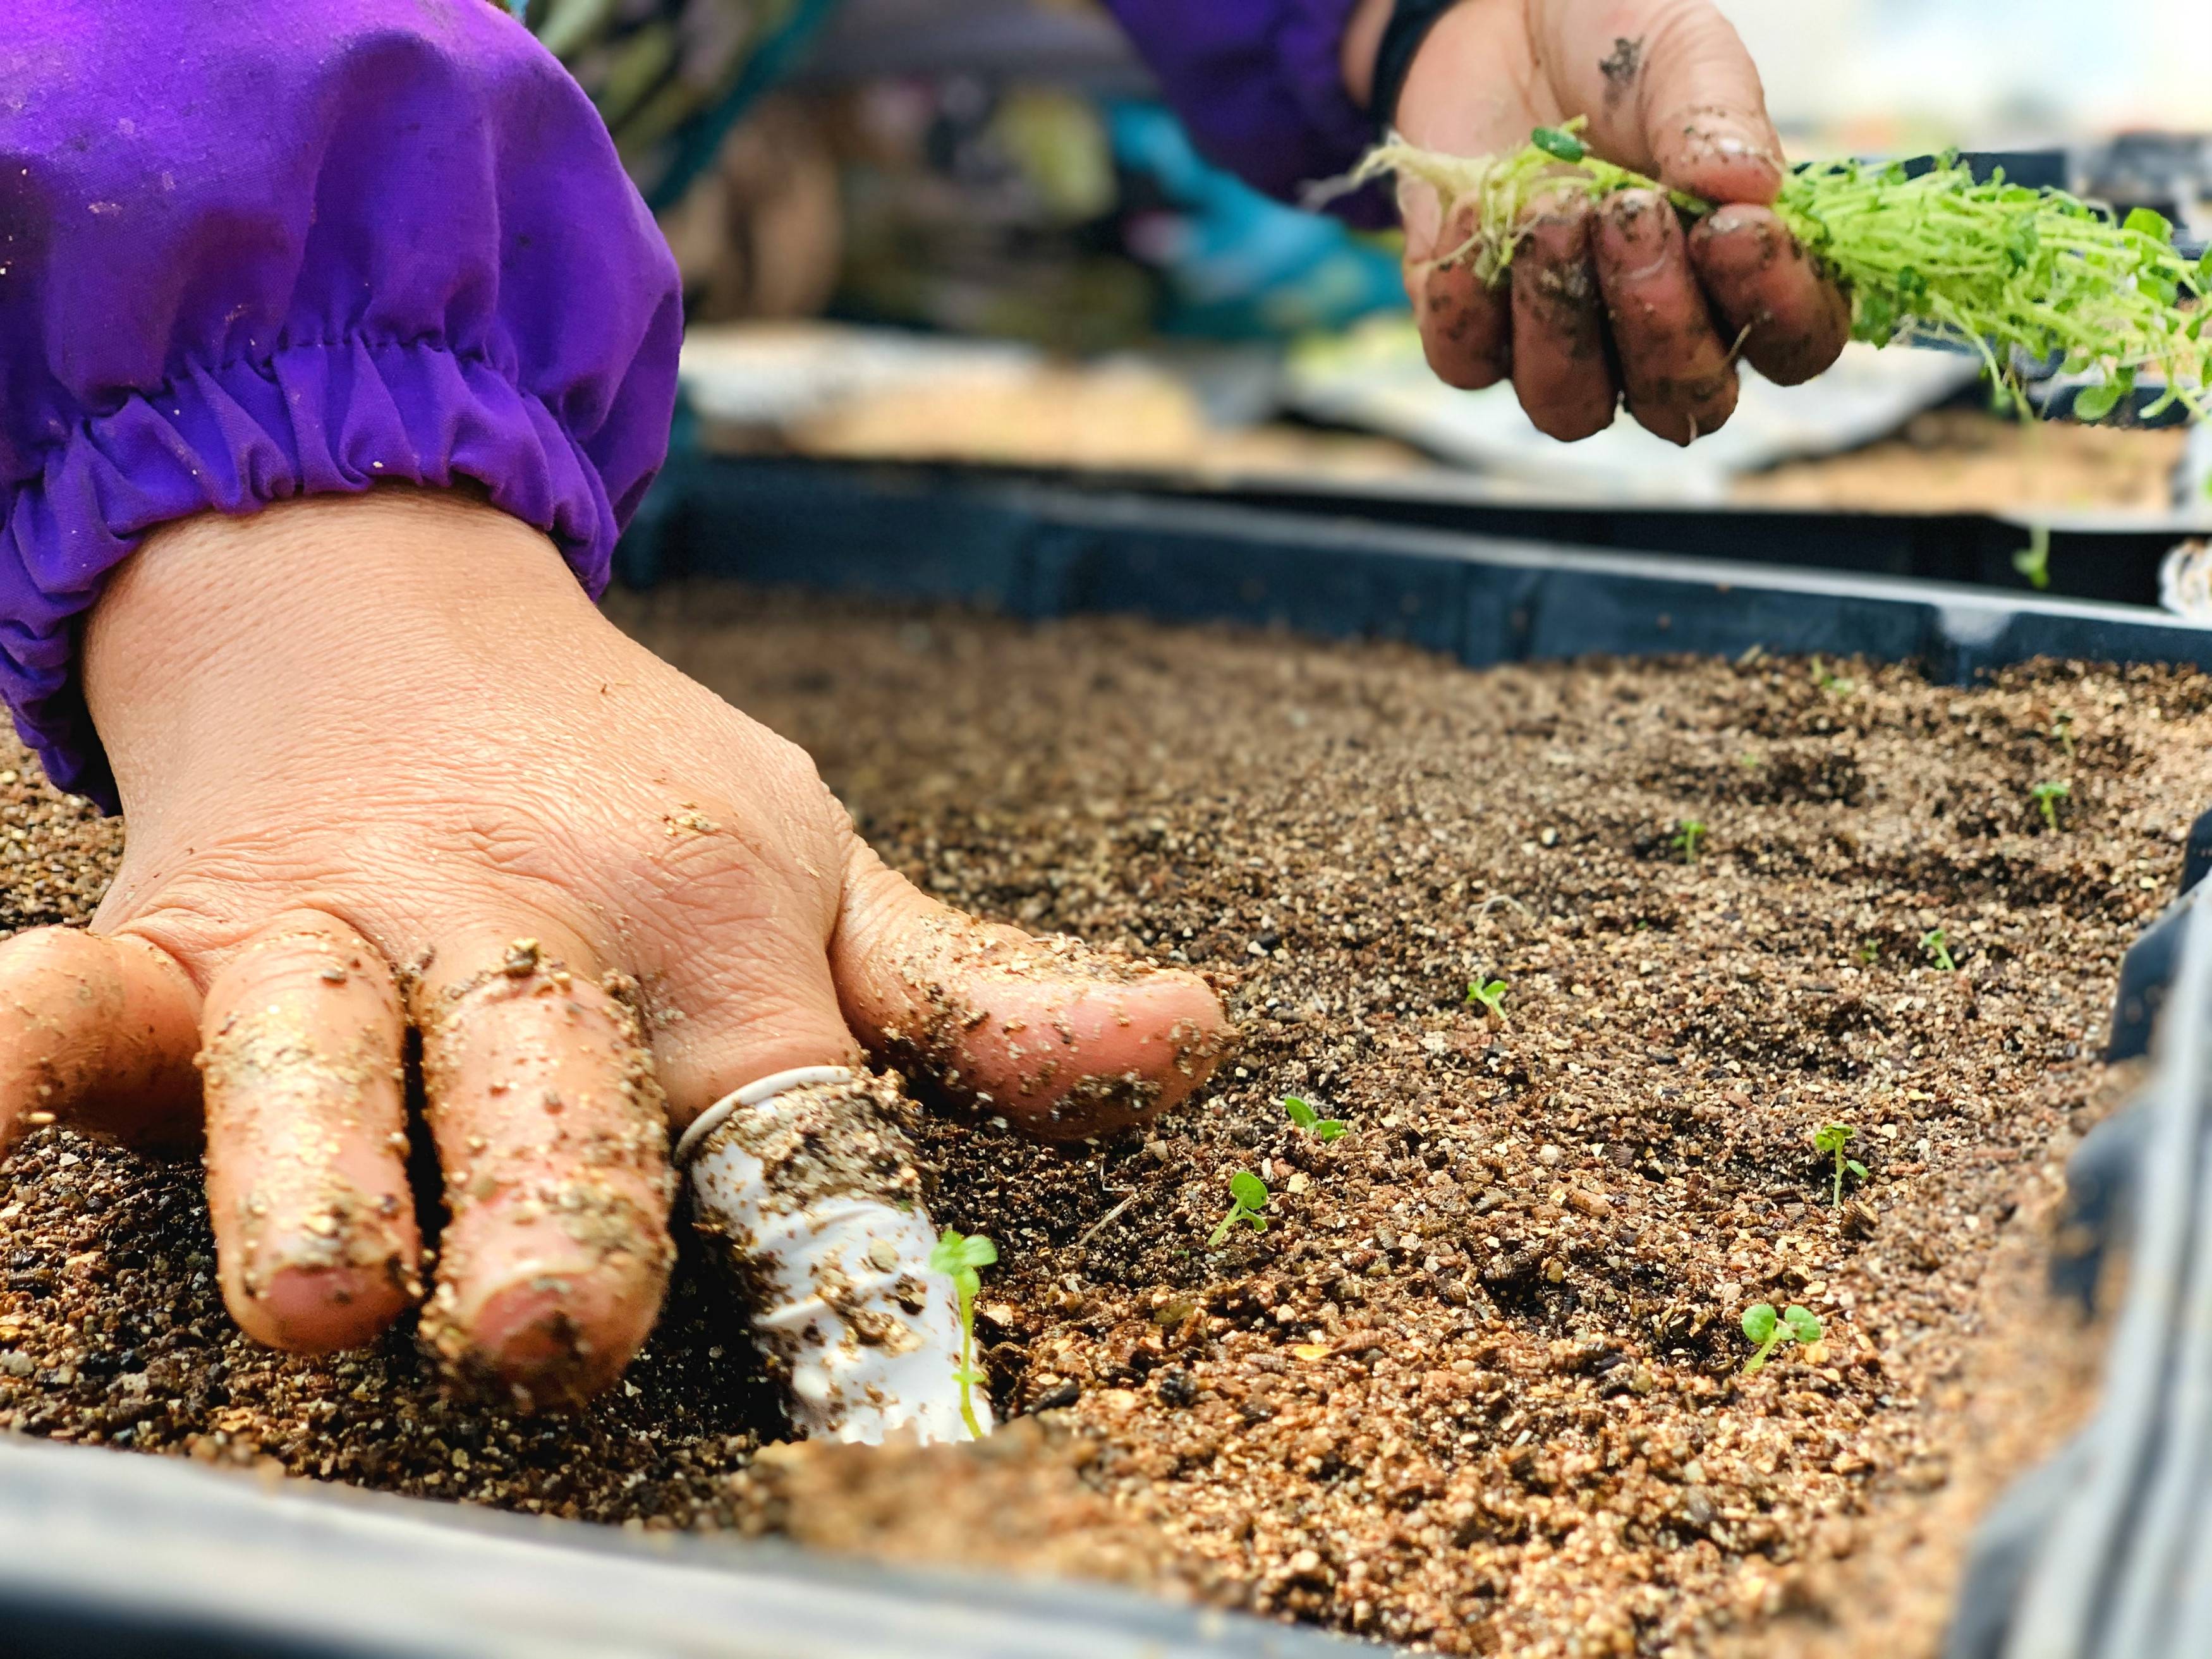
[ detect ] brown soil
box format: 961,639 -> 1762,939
6,586 -> 2206,1656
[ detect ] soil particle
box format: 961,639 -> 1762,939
5,588 -> 2196,1655
1600,36 -> 1645,101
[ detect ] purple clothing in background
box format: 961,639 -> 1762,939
0,0 -> 683,808
1102,0 -> 1377,210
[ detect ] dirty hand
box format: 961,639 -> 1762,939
1348,0 -> 1852,443
0,490 -> 1227,1406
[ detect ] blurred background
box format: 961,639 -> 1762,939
529,0 -> 2212,529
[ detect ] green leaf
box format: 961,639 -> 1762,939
1783,1306 -> 1824,1344
928,1230 -> 969,1276
960,1235 -> 999,1270
2072,380 -> 2125,422
1284,1097 -> 1318,1130
1316,1121 -> 1347,1143
1846,1160 -> 1870,1179
1531,126 -> 1586,164
2125,206 -> 2175,243
1742,1303 -> 1778,1344
1230,1171 -> 1270,1211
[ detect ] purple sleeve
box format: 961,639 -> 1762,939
0,0 -> 683,809
1100,0 -> 1376,207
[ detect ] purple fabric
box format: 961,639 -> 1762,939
0,0 -> 683,808
1102,0 -> 1380,212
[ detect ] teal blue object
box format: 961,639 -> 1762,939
1107,102 -> 1406,341
506,0 -> 528,16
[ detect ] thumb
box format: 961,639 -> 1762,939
829,837 -> 1231,1141
1554,1 -> 1787,205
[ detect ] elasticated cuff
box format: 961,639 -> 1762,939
0,1 -> 683,810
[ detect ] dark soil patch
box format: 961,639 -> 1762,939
5,584 -> 2199,1655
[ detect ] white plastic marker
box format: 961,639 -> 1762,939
676,1066 -> 990,1445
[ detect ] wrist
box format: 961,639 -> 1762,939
83,490 -> 608,826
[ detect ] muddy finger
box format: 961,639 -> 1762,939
1509,202 -> 1619,442
198,914 -> 421,1353
832,841 -> 1231,1141
1688,204 -> 1852,387
1594,189 -> 1740,446
0,927 -> 200,1148
413,936 -> 674,1411
1411,204 -> 1511,392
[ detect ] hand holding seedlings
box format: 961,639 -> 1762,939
1813,1122 -> 1870,1208
1338,0 -> 1850,444
1672,820 -> 1708,864
1209,1171 -> 1271,1246
0,494 -> 1232,1409
1466,978 -> 1510,1025
1283,1096 -> 1346,1141
928,1227 -> 1000,1442
1356,114 -> 2209,433
1921,928 -> 1960,973
2031,779 -> 2072,831
1741,1303 -> 1823,1373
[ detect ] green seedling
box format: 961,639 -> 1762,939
2053,710 -> 2076,758
2014,525 -> 2053,592
1208,1171 -> 1270,1248
1921,928 -> 1959,973
1813,1122 -> 1870,1208
1672,820 -> 1707,864
1283,1095 -> 1346,1142
928,1227 -> 999,1440
1354,121 -> 2211,435
1856,940 -> 1880,966
1741,1303 -> 1823,1374
1466,978 -> 1509,1025
1809,657 -> 1856,697
2031,779 -> 2072,830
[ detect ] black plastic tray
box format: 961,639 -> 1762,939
13,468 -> 2212,1656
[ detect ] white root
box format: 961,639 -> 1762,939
676,1066 -> 990,1445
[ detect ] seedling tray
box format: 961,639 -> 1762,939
11,465 -> 2212,1656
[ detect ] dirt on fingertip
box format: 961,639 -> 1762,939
7,585 -> 2204,1656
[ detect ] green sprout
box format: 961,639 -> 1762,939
1466,978 -> 1509,1025
1354,121 -> 2211,432
2053,710 -> 2076,758
1921,928 -> 1959,973
1813,1122 -> 1870,1208
1856,940 -> 1880,966
2031,779 -> 2072,831
928,1227 -> 999,1441
2014,525 -> 2053,592
1741,1303 -> 1823,1374
1208,1171 -> 1270,1248
1809,657 -> 1856,697
1672,820 -> 1707,864
1283,1095 -> 1346,1142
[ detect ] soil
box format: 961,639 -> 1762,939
5,585 -> 2207,1656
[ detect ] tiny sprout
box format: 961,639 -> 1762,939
1809,657 -> 1854,697
2031,779 -> 2072,831
1672,820 -> 1707,864
2013,525 -> 2053,592
1856,940 -> 1880,966
2053,710 -> 2076,758
1920,928 -> 1959,973
1737,751 -> 1764,770
1741,1303 -> 1823,1374
1283,1095 -> 1346,1142
928,1227 -> 999,1440
1813,1122 -> 1870,1208
1208,1170 -> 1270,1247
1466,978 -> 1509,1025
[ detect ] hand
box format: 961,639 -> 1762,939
1346,0 -> 1852,444
0,490 -> 1227,1407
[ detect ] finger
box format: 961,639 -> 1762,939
1509,199 -> 1619,441
1594,188 -> 1739,446
831,839 -> 1231,1142
413,933 -> 674,1411
1543,5 -> 1787,205
197,913 -> 420,1353
1689,204 -> 1852,386
0,927 -> 200,1148
1407,200 -> 1511,392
